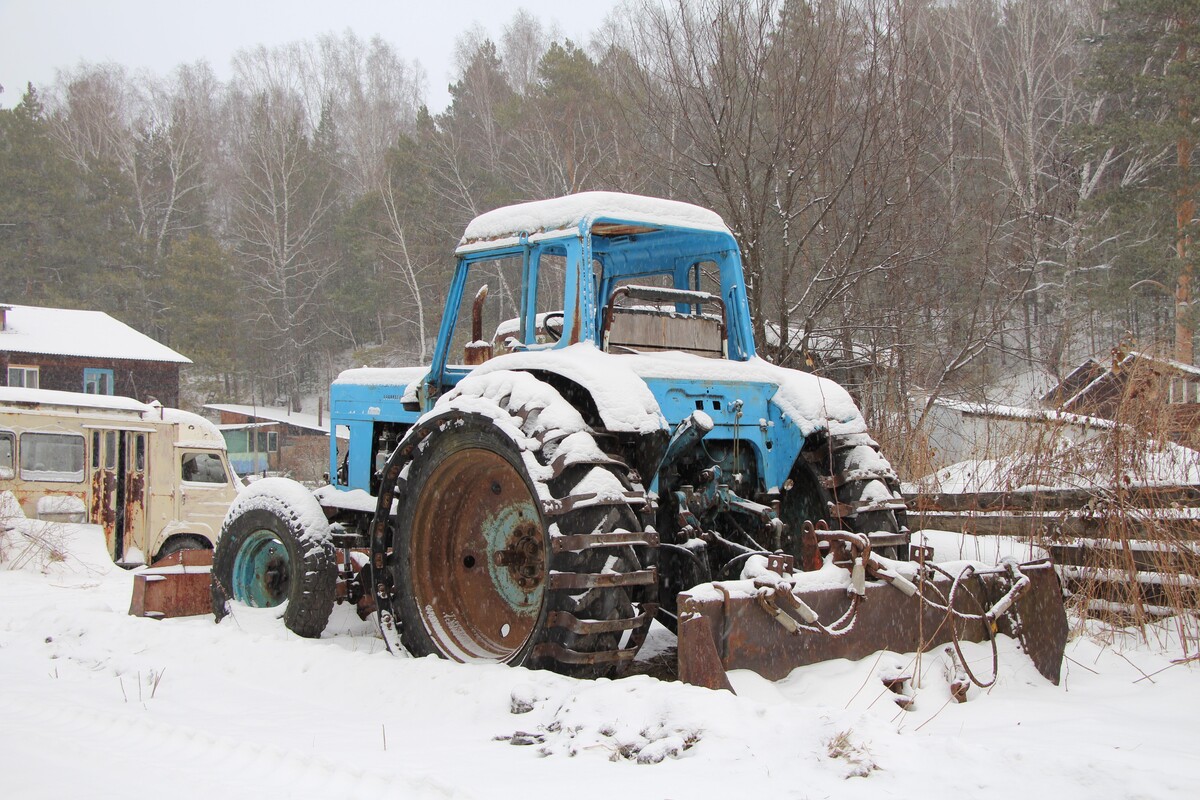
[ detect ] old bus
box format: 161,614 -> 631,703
0,387 -> 240,565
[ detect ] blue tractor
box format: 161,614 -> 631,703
212,192 -> 1066,687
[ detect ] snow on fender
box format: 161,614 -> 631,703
211,477 -> 337,638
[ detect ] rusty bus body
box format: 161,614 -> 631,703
0,387 -> 239,565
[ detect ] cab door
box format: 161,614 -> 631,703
178,449 -> 235,539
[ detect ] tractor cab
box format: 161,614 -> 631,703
423,192 -> 756,406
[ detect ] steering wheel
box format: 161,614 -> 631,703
543,311 -> 565,342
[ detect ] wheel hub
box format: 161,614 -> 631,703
409,447 -> 548,662
231,530 -> 291,608
492,521 -> 545,592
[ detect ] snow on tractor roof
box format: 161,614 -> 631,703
458,191 -> 731,252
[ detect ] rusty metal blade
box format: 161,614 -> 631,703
677,613 -> 735,692
676,567 -> 1067,686
129,549 -> 213,619
1010,563 -> 1069,685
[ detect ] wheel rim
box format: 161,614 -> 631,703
231,529 -> 291,608
410,447 -> 546,663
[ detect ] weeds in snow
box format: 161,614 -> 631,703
825,729 -> 877,778
1,520 -> 70,571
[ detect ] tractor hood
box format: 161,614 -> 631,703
472,344 -> 867,439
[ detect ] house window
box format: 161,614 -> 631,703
83,368 -> 114,395
19,432 -> 85,482
1168,377 -> 1200,404
255,430 -> 278,452
7,365 -> 39,389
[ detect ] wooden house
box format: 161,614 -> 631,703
0,303 -> 190,407
205,403 -> 341,481
1042,350 -> 1200,446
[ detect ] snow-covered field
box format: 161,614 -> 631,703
2,519 -> 1196,800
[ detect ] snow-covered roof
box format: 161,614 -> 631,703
0,386 -> 155,414
204,404 -> 330,435
1126,349 -> 1200,379
933,398 -> 1116,430
0,303 -> 191,364
160,407 -> 227,448
457,191 -> 731,252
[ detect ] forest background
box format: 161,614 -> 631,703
1,0 -> 1196,478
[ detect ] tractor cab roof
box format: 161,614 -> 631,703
456,191 -> 734,255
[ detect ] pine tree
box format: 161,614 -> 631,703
0,84 -> 99,306
1085,0 -> 1200,363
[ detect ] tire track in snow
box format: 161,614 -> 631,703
0,688 -> 462,799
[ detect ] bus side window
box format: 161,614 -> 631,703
0,431 -> 13,479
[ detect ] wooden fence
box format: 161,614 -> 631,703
906,486 -> 1200,617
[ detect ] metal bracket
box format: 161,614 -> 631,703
766,553 -> 795,576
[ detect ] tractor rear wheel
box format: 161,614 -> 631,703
384,375 -> 657,677
398,422 -> 549,665
788,433 -> 909,560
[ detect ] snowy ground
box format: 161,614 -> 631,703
1,520 -> 1197,800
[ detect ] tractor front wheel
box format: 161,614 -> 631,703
211,479 -> 337,638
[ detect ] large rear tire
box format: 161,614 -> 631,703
211,479 -> 337,638
383,374 -> 657,677
787,432 -> 909,559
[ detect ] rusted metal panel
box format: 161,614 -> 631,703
128,549 -> 214,619
677,613 -> 734,692
677,564 -> 1068,686
123,469 -> 146,547
1011,565 -> 1069,684
90,465 -> 118,554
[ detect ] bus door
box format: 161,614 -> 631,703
89,428 -> 149,562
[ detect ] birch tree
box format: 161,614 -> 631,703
226,79 -> 341,407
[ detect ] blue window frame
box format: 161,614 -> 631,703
83,368 -> 114,395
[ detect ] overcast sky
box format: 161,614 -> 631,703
0,0 -> 621,112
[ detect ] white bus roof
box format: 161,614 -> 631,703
0,386 -> 155,414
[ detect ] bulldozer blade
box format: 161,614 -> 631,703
677,564 -> 1068,690
129,549 -> 213,619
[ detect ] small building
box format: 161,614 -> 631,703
922,397 -> 1112,471
205,403 -> 341,481
0,303 -> 190,407
1042,350 -> 1200,446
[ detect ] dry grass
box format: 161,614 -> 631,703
1039,355 -> 1200,651
1,519 -> 71,571
900,344 -> 1200,653
825,729 -> 877,778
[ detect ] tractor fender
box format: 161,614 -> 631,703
618,352 -> 870,439
467,345 -> 669,435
